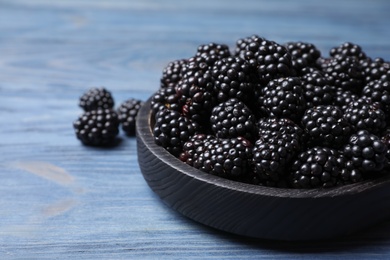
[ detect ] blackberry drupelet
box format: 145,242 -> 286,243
300,69 -> 335,108
361,79 -> 390,114
258,77 -> 306,122
284,41 -> 321,74
195,42 -> 231,60
73,108 -> 119,146
79,87 -> 114,111
160,59 -> 188,89
210,98 -> 257,141
211,56 -> 256,103
321,56 -> 365,93
191,136 -> 253,180
301,105 -> 352,148
239,35 -> 293,84
343,97 -> 386,134
343,130 -> 388,173
329,42 -> 367,61
117,98 -> 144,136
290,147 -> 343,188
153,108 -> 199,157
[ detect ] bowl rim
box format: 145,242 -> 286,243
137,95 -> 390,199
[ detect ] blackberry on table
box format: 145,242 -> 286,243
343,130 -> 388,173
79,87 -> 115,111
258,77 -> 306,122
343,97 -> 386,134
160,59 -> 188,89
73,108 -> 119,146
153,108 -> 199,157
301,105 -> 352,148
117,98 -> 144,136
284,41 -> 321,74
290,147 -> 343,188
210,98 -> 257,142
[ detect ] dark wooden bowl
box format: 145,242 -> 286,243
136,97 -> 390,241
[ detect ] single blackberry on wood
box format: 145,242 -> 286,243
361,79 -> 390,114
330,42 -> 367,61
211,56 -> 256,103
343,130 -> 388,173
321,56 -> 365,93
360,57 -> 390,83
301,105 -> 352,148
160,59 -> 188,89
300,69 -> 335,108
73,108 -> 119,146
153,108 -> 199,157
79,87 -> 114,112
117,98 -> 144,136
239,35 -> 293,85
343,97 -> 386,134
190,136 -> 253,180
258,77 -> 306,122
210,98 -> 257,142
195,42 -> 231,60
284,41 -> 321,74
290,147 -> 343,188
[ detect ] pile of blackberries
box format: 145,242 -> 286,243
152,35 -> 390,189
73,87 -> 143,146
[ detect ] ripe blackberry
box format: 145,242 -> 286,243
321,56 -> 365,93
234,34 -> 260,59
343,97 -> 386,134
284,41 -> 321,74
182,54 -> 217,77
210,98 -> 257,141
258,77 -> 306,122
73,108 -> 119,146
301,105 -> 352,148
191,136 -> 253,180
300,69 -> 335,108
329,42 -> 367,61
360,57 -> 390,83
79,87 -> 114,111
153,108 -> 199,157
150,86 -> 183,114
180,134 -> 215,166
195,42 -> 231,60
337,154 -> 364,185
290,147 -> 343,188
333,88 -> 359,111
160,59 -> 188,89
381,130 -> 390,164
361,79 -> 390,114
343,130 -> 388,172
211,56 -> 256,103
239,35 -> 293,84
117,98 -> 144,136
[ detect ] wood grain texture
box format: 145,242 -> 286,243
1,0 -> 390,258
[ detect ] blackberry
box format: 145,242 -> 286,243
301,105 -> 352,148
211,56 -> 256,103
360,57 -> 390,83
182,54 -> 217,77
337,154 -> 364,185
333,88 -> 359,111
160,59 -> 188,89
234,34 -> 260,59
381,130 -> 390,164
258,77 -> 306,122
150,86 -> 183,114
210,98 -> 257,141
239,35 -> 293,84
300,69 -> 335,108
343,97 -> 386,134
343,130 -> 388,172
153,108 -> 199,157
79,87 -> 114,112
195,42 -> 231,60
117,98 -> 144,136
73,108 -> 119,146
290,147 -> 343,188
191,136 -> 253,180
284,41 -> 321,74
180,134 -> 215,166
321,56 -> 365,93
329,42 -> 367,61
361,79 -> 390,114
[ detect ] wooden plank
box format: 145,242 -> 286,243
1,0 -> 390,258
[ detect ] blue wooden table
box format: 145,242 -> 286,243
1,0 -> 390,259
